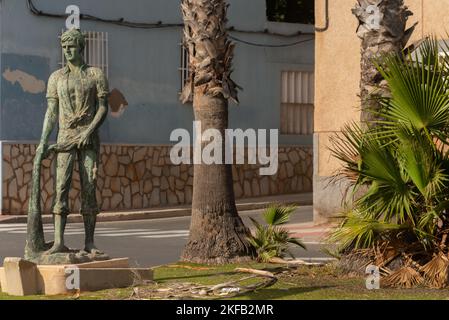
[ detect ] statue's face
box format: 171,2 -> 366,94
62,40 -> 83,63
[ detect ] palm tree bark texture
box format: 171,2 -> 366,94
180,0 -> 254,264
352,0 -> 416,124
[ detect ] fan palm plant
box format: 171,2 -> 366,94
248,205 -> 306,263
329,37 -> 449,288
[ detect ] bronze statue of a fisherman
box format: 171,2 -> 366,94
30,28 -> 109,258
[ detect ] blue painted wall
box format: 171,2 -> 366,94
0,0 -> 314,145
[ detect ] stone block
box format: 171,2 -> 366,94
124,186 -> 132,207
2,258 -> 38,296
185,186 -> 193,203
133,147 -> 147,162
3,163 -> 13,182
152,166 -> 162,177
161,177 -> 169,191
176,190 -> 185,203
8,179 -> 18,200
260,177 -> 270,196
125,164 -> 137,181
251,179 -> 260,197
0,267 -> 7,292
132,193 -> 143,208
118,164 -> 125,177
104,154 -> 119,176
286,163 -> 294,178
111,177 -> 121,193
111,194 -> 123,209
131,181 -> 140,195
135,161 -> 146,180
102,189 -> 113,197
170,166 -> 180,177
175,179 -> 185,190
149,188 -> 160,206
33,258 -> 151,296
143,180 -> 153,193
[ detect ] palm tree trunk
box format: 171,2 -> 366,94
180,0 -> 254,264
352,0 -> 416,123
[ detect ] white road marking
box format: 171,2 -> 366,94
95,229 -> 154,234
0,224 -> 189,239
98,230 -> 189,237
139,234 -> 189,239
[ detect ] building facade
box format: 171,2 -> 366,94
0,0 -> 315,215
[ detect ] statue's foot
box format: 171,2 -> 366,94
45,243 -> 70,255
84,243 -> 104,256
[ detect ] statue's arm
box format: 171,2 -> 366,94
37,98 -> 58,154
38,71 -> 59,154
86,95 -> 108,135
78,70 -> 109,148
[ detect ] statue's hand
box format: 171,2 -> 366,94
77,130 -> 91,149
36,142 -> 49,159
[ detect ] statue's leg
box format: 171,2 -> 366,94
47,150 -> 75,254
79,147 -> 102,254
52,214 -> 67,248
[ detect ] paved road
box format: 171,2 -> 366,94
0,206 -> 332,267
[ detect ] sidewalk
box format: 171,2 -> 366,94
285,222 -> 335,243
0,192 -> 313,224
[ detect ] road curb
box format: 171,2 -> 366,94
0,197 -> 312,224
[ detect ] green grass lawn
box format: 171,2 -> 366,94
1,262 -> 449,300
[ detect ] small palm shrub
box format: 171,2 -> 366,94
247,205 -> 306,262
329,37 -> 449,288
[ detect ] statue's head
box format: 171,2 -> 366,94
61,28 -> 85,64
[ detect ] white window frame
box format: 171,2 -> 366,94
280,70 -> 314,136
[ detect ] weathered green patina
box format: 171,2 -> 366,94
25,29 -> 110,264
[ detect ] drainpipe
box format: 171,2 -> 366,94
315,0 -> 329,32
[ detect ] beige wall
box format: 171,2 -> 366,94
314,0 -> 449,221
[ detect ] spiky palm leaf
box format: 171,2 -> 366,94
375,37 -> 449,136
328,210 -> 405,251
262,205 -> 296,226
248,205 -> 305,262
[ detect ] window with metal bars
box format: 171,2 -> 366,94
60,30 -> 109,78
280,71 -> 314,135
179,43 -> 192,102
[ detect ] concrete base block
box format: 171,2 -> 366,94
313,175 -> 352,224
2,258 -> 37,296
0,257 -> 153,296
0,267 -> 6,292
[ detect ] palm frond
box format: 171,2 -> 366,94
421,253 -> 449,288
383,266 -> 424,288
262,205 -> 296,226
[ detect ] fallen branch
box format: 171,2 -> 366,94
127,267 -> 279,300
268,257 -> 326,266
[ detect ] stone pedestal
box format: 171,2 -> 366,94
25,247 -> 110,265
1,258 -> 38,296
0,257 -> 153,296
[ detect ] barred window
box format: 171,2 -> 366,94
60,30 -> 109,78
179,43 -> 193,102
280,71 -> 314,135
180,44 -> 189,89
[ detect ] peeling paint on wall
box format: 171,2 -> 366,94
108,88 -> 128,118
2,68 -> 46,94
